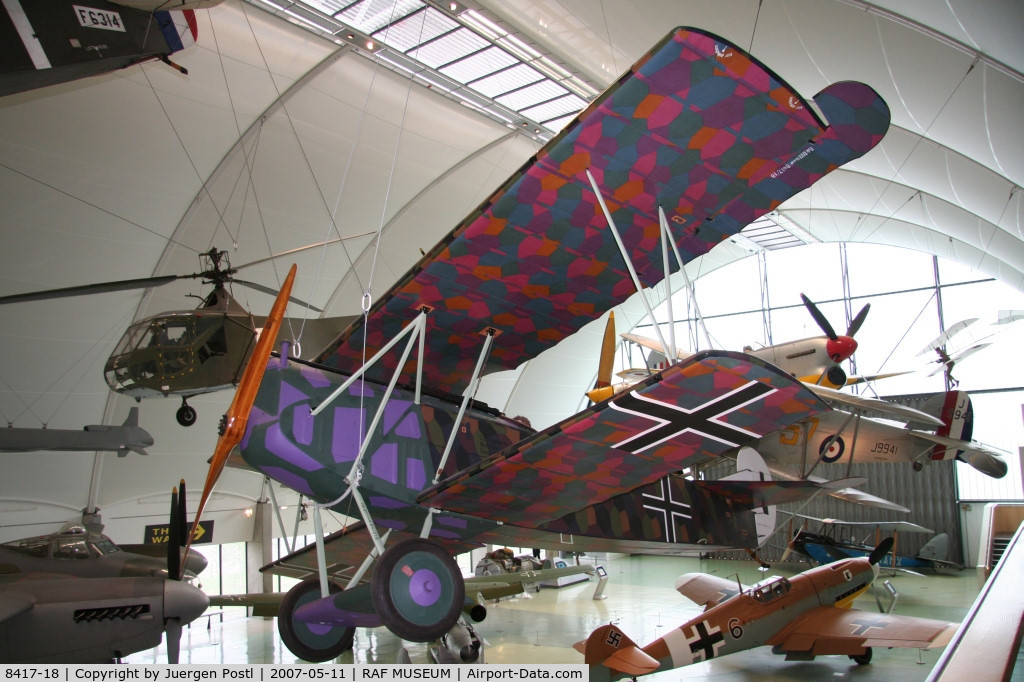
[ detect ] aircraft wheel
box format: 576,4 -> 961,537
913,461 -> 924,472
371,537 -> 464,642
850,648 -> 873,665
278,578 -> 355,662
176,404 -> 197,427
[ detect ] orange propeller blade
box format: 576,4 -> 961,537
595,311 -> 616,390
184,264 -> 296,564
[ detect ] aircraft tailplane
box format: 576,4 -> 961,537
574,624 -> 658,678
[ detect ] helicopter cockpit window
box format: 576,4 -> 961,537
196,317 -> 229,363
151,319 -> 192,347
112,320 -> 152,356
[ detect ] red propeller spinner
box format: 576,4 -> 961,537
801,294 -> 870,386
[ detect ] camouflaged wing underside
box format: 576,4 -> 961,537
419,351 -> 830,527
315,26 -> 890,393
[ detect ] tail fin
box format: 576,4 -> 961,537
923,391 -> 973,461
122,407 -> 140,428
118,406 -> 152,457
722,447 -> 776,546
917,533 -> 950,562
574,624 -> 658,676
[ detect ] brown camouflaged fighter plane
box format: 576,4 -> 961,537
575,539 -> 958,678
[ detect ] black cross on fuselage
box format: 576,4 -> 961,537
687,620 -> 724,661
642,478 -> 691,543
610,381 -> 774,454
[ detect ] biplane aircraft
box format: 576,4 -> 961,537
183,26 -> 892,660
756,388 -> 1008,480
784,515 -> 959,572
0,0 -> 222,97
574,538 -> 957,678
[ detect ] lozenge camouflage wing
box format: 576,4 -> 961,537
419,351 -> 830,526
315,27 -> 890,393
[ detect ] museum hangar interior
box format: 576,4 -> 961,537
0,0 -> 1022,674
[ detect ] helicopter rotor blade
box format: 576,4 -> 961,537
183,264 -> 296,574
0,275 -> 182,306
800,294 -> 838,341
231,234 -> 375,271
233,278 -> 324,313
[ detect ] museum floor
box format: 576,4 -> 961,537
127,553 -> 985,680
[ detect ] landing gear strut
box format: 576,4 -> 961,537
176,399 -> 197,427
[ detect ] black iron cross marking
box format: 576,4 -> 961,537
610,381 -> 774,454
849,615 -> 888,636
642,478 -> 691,543
687,620 -> 725,661
716,586 -> 741,603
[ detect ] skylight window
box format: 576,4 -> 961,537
246,0 -> 599,138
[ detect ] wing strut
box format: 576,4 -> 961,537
661,208 -> 713,351
305,309 -> 499,598
432,328 -> 497,485
306,309 -> 432,598
585,169 -> 676,365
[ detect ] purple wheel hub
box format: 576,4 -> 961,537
409,568 -> 442,607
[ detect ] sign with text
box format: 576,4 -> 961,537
144,519 -> 213,545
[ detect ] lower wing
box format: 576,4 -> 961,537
768,606 -> 958,656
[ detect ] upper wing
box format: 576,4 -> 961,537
315,27 -> 890,392
805,385 -> 944,425
783,513 -> 931,534
420,351 -> 829,526
768,606 -> 958,655
674,573 -> 746,610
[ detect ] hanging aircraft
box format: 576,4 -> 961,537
0,0 -> 224,98
0,482 -> 208,663
918,311 -> 1024,387
0,518 -> 207,581
574,538 -> 957,678
0,406 -> 153,455
179,26 -> 892,661
595,311 -> 1008,479
755,388 -> 1009,480
0,245 -> 348,427
783,516 -> 959,572
604,294 -> 882,402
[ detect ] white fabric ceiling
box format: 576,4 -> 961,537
0,0 -> 1020,544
